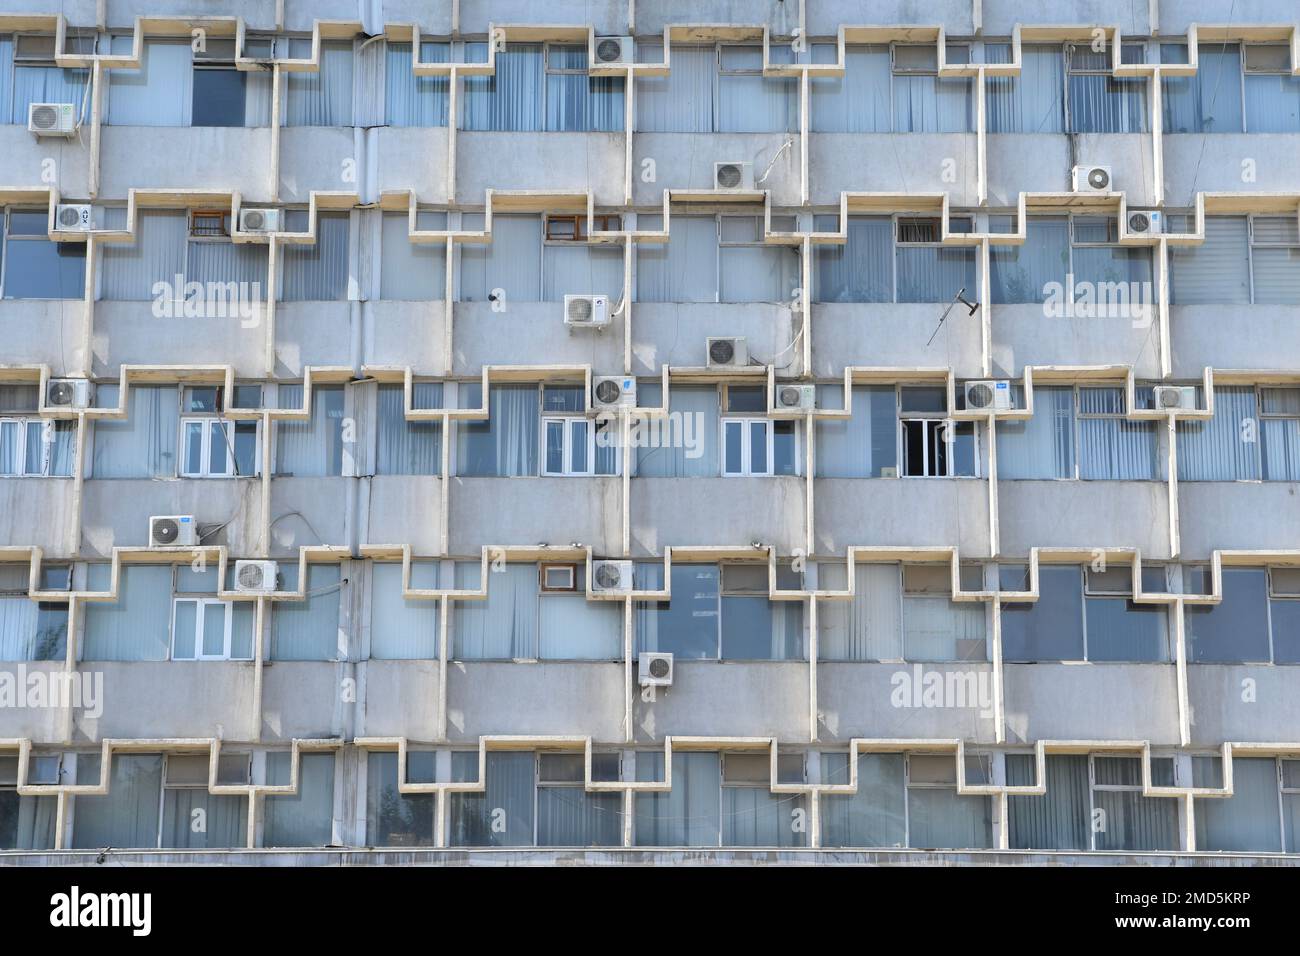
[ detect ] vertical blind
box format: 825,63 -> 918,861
279,212 -> 350,301
384,41 -> 449,127
369,562 -> 438,659
1176,386 -> 1259,481
375,383 -> 442,475
986,43 -> 1065,133
634,386 -> 718,477
456,384 -> 538,477
997,386 -> 1075,479
91,385 -> 179,478
380,211 -> 447,299
271,563 -> 342,661
276,385 -> 345,477
815,385 -> 898,478
284,39 -> 354,127
460,215 -> 542,302
818,563 -> 902,661
263,752 -> 335,847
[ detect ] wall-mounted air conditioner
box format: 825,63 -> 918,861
593,375 -> 637,409
150,515 -> 196,548
638,651 -> 674,687
1126,210 -> 1163,235
591,559 -> 633,593
564,294 -> 611,328
964,380 -> 1012,411
594,36 -> 634,64
46,378 -> 94,409
1072,164 -> 1112,193
234,560 -> 278,593
706,337 -> 748,368
54,204 -> 92,232
777,384 -> 816,410
28,103 -> 76,136
714,161 -> 754,191
1153,385 -> 1197,410
238,208 -> 281,233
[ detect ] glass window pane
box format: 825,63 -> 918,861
192,68 -> 246,126
173,600 -> 197,659
748,421 -> 767,473
544,420 -> 564,474
723,420 -> 743,474
568,419 -> 589,473
207,421 -> 229,475
1001,566 -> 1085,661
201,602 -> 227,657
184,421 -> 204,474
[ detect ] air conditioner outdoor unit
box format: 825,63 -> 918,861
234,560 -> 278,593
564,294 -> 611,328
46,378 -> 94,409
1127,209 -> 1164,235
238,208 -> 281,233
706,337 -> 748,368
591,559 -> 633,593
150,515 -> 196,548
55,204 -> 92,232
593,375 -> 637,409
28,102 -> 76,136
964,380 -> 1012,411
714,161 -> 755,191
1072,164 -> 1113,193
777,384 -> 816,410
638,652 -> 674,687
1154,385 -> 1197,410
594,36 -> 634,64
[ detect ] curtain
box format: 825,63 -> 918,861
719,222 -> 799,303
635,563 -> 719,659
819,753 -> 907,848
537,785 -> 622,847
1078,387 -> 1159,480
1169,217 -> 1250,304
997,386 -> 1075,479
91,385 -> 179,478
902,595 -> 986,661
82,565 -> 172,662
634,386 -> 718,477
987,44 -> 1065,133
538,592 -> 621,659
811,45 -> 891,132
370,562 -> 438,659
1071,244 -> 1153,292
449,752 -> 534,847
1085,595 -> 1169,662
463,43 -> 543,131
893,75 -> 971,132
1261,388 -> 1300,481
1067,50 -> 1148,132
187,239 -> 268,293
160,789 -> 246,848
814,216 -> 892,302
718,45 -> 797,133
0,792 -> 58,850
819,563 -> 902,661
271,564 -> 341,661
1251,216 -> 1300,304
1163,45 -> 1243,133
280,212 -> 349,301
635,752 -> 721,847
366,751 -> 435,846
385,42 -> 449,127
0,596 -> 66,662
1245,73 -> 1300,133
1176,386 -> 1259,481
376,383 -> 441,476
1001,566 -> 1086,661
456,384 -> 538,477
815,385 -> 898,477
453,563 -> 538,659
545,45 -> 624,132
908,786 -> 991,848
0,38 -> 10,118
11,64 -> 89,125
460,214 -> 542,302
263,752 -> 335,848
1007,754 -> 1090,850
723,786 -> 804,847
71,754 -> 163,849
719,595 -> 803,660
1093,757 -> 1179,851
635,44 -> 713,132
1196,758 -> 1282,852
380,212 -> 446,299
100,210 -> 186,300
542,243 -> 624,301
276,385 -> 344,477
635,215 -> 718,302
990,217 -> 1068,304
3,211 -> 88,299
285,39 -> 354,126
107,39 -> 192,126
896,246 -> 976,303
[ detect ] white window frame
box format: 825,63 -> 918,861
899,417 -> 977,478
180,417 -> 258,478
721,417 -> 773,476
171,596 -> 247,661
0,417 -> 64,477
541,416 -> 595,476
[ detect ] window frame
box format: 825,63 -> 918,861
170,596 -> 245,661
721,416 -> 774,477
179,416 -> 259,478
0,416 -> 67,477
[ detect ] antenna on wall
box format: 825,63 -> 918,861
926,287 -> 980,347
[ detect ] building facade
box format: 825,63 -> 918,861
0,0 -> 1299,863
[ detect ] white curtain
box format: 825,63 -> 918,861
264,752 -> 335,847
10,64 -> 89,125
81,565 -> 173,661
285,39 -> 354,127
100,210 -> 186,300
538,592 -> 621,659
1196,758 -> 1283,852
1177,386 -> 1260,481
380,212 -> 446,299
893,75 -> 971,132
1077,387 -> 1160,480
1067,48 -> 1148,132
1163,45 -> 1243,133
456,384 -> 538,477
634,386 -> 718,477
375,383 -> 441,475
370,562 -> 438,659
453,563 -> 537,659
71,754 -> 163,849
634,752 -> 721,847
460,215 -> 542,302
997,386 -> 1075,479
107,39 -> 192,126
1006,754 -> 1090,850
542,243 -> 624,301
449,752 -> 534,846
819,753 -> 907,848
0,38 -> 11,119
0,595 -> 66,662
811,45 -> 891,133
718,45 -> 797,133
1169,216 -> 1250,304
635,215 -> 718,302
819,563 -> 902,661
275,385 -> 344,477
91,385 -> 180,478
816,385 -> 899,477
280,212 -> 349,301
546,44 -> 624,132
462,43 -> 543,131
990,216 -> 1069,303
902,595 -> 986,661
636,44 -> 713,132
385,41 -> 449,127
814,216 -> 892,302
271,564 -> 342,661
986,44 -> 1065,133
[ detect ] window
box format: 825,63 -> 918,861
544,44 -> 624,132
1184,566 -> 1285,664
0,564 -> 67,662
815,385 -> 898,477
900,386 -> 976,477
721,418 -> 771,475
159,753 -> 247,848
990,214 -> 1153,305
1007,754 -> 1178,851
279,210 -> 349,301
369,561 -> 440,659
71,753 -> 164,849
1083,566 -> 1170,662
263,751 -> 336,848
813,214 -> 976,304
536,753 -> 622,847
720,751 -> 806,847
0,417 -> 74,477
81,564 -> 173,661
1000,565 -> 1085,661
892,44 -> 972,132
1195,756 -> 1288,853
809,42 -> 971,132
1175,385 -> 1262,481
635,751 -> 721,846
275,384 -> 345,477
998,385 -> 1160,481
1163,43 -> 1244,133
638,43 -> 794,133
191,39 -> 247,127
285,39 -> 354,127
270,563 -> 342,661
901,564 -> 987,661
463,42 -> 624,133
986,42 -> 1065,132
1243,43 -> 1300,133
542,415 -> 617,476
1065,43 -> 1147,132
171,598 -> 253,661
366,750 -> 436,847
449,751 -> 534,847
1,208 -> 87,299
635,213 -> 798,303
0,755 -> 58,850
180,419 -> 257,477
375,383 -> 442,476
385,41 -> 450,127
6,33 -> 90,125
